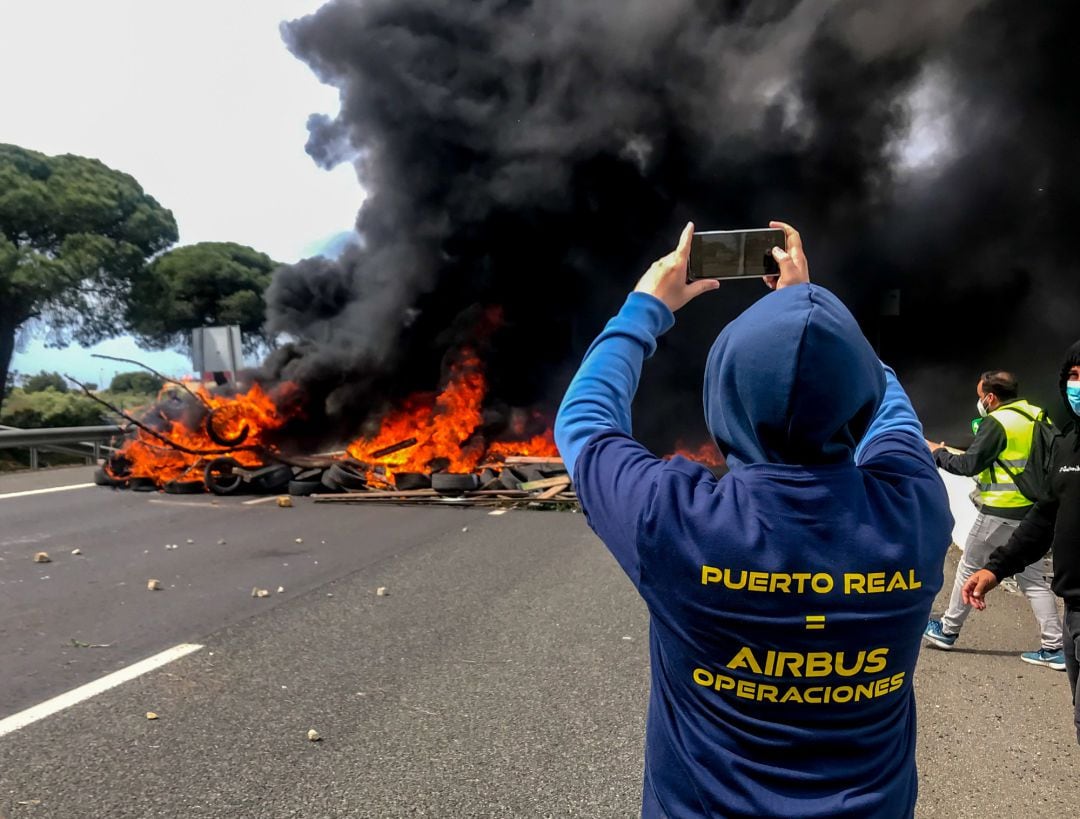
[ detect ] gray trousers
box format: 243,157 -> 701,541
941,512 -> 1063,651
1066,604 -> 1080,745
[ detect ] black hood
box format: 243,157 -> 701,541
1059,340 -> 1080,426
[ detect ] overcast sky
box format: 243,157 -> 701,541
1,0 -> 361,384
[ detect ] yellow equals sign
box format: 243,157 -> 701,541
805,615 -> 826,630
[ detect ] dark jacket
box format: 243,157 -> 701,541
933,399 -> 1034,520
985,341 -> 1080,605
555,285 -> 952,819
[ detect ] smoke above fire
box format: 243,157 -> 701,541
266,0 -> 1080,449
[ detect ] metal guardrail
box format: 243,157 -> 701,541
0,424 -> 126,469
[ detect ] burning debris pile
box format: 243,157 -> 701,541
89,344 -> 588,507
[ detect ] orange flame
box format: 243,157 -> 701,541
346,348 -> 559,476
669,439 -> 725,467
112,381 -> 298,485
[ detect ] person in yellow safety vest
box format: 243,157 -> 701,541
923,370 -> 1065,669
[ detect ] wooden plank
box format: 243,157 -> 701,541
502,456 -> 565,466
520,476 -> 571,492
536,483 -> 568,500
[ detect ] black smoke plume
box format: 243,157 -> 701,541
266,0 -> 1080,450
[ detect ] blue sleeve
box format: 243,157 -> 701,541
554,292 -> 675,585
855,364 -> 931,467
554,292 -> 674,474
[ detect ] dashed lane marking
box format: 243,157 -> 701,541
0,643 -> 204,738
0,483 -> 95,501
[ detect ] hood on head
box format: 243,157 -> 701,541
1059,339 -> 1080,424
703,284 -> 885,468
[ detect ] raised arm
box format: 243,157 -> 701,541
555,222 -> 717,474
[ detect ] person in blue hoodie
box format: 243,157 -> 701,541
555,221 -> 953,819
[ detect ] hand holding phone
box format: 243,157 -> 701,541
763,221 -> 809,290
687,221 -> 809,291
633,222 -> 721,312
687,228 -> 786,281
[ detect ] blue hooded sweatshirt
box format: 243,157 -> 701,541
555,284 -> 952,818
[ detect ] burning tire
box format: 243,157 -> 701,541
129,477 -> 158,492
322,462 -> 367,492
249,465 -> 293,494
163,479 -> 205,495
393,472 -> 431,491
93,467 -> 127,488
205,408 -> 250,448
204,457 -> 244,496
431,472 -> 479,496
288,479 -> 324,496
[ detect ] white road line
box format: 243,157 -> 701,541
0,643 -> 204,738
0,483 -> 95,501
242,496 -> 280,506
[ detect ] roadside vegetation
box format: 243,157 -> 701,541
0,370 -> 161,471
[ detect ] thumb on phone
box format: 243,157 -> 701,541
770,246 -> 798,288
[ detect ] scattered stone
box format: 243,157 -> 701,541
307,728 -> 321,742
251,587 -> 270,598
276,586 -> 285,593
461,526 -> 469,533
217,539 -> 227,545
71,548 -> 82,556
294,537 -> 303,544
186,538 -> 194,544
146,711 -> 159,720
33,552 -> 51,563
277,496 -> 293,508
376,586 -> 388,597
147,579 -> 163,591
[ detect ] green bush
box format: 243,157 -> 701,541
0,388 -> 106,428
23,372 -> 69,393
108,371 -> 164,394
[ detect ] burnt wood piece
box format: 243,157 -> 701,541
368,438 -> 419,459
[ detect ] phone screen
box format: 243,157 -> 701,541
688,228 -> 786,280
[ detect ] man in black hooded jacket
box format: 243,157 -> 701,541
964,340 -> 1080,745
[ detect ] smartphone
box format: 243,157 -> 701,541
687,228 -> 786,281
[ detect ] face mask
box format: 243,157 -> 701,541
1067,381 -> 1080,414
976,397 -> 989,418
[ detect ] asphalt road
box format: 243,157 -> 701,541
0,466 -> 1077,818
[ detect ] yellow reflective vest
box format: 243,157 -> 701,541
976,399 -> 1044,511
